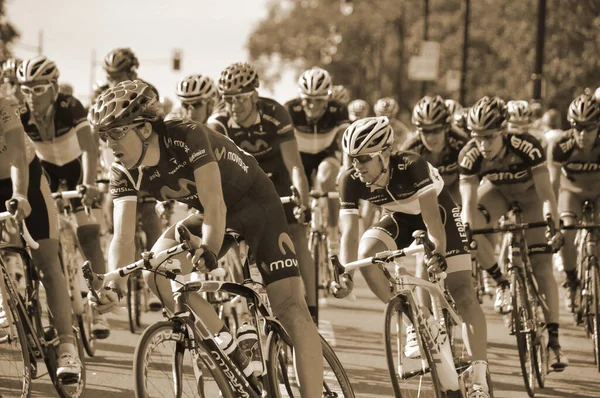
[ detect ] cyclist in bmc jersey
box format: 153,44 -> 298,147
87,80 -> 323,397
548,93 -> 600,313
374,97 -> 411,149
331,84 -> 351,106
403,96 -> 468,203
0,93 -> 82,380
208,62 -> 317,320
333,117 -> 491,396
16,56 -> 111,337
348,99 -> 369,122
459,96 -> 568,370
285,67 -> 350,253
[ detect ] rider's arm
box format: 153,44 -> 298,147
108,198 -> 137,276
418,189 -> 446,255
459,176 -> 479,227
338,169 -> 361,270
6,127 -> 29,198
193,162 -> 227,255
76,123 -> 99,186
531,165 -> 560,228
280,139 -> 310,209
546,142 -> 562,198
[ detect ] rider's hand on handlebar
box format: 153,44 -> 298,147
189,244 -> 219,272
88,272 -> 127,315
331,273 -> 354,299
547,229 -> 564,253
7,195 -> 31,222
426,253 -> 448,274
293,205 -> 310,225
81,184 -> 99,207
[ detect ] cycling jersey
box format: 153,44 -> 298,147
551,129 -> 600,194
0,96 -> 35,179
401,128 -> 468,190
208,97 -> 298,222
21,93 -> 87,166
109,119 -> 300,284
339,151 -> 444,216
458,133 -> 546,197
285,98 -> 349,155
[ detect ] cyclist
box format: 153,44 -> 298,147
333,116 -> 490,397
548,93 -> 600,313
0,93 -> 82,380
88,80 -> 323,397
331,84 -> 350,106
285,67 -> 350,255
2,58 -> 26,106
168,73 -> 219,123
459,96 -> 568,370
445,99 -> 463,118
348,99 -> 369,122
58,83 -> 74,96
374,97 -> 410,148
403,95 -> 468,203
507,100 -> 533,133
16,55 -> 111,338
208,62 -> 317,320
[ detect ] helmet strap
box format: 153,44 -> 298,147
365,152 -> 390,188
130,125 -> 152,169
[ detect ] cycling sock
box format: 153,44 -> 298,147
547,323 -> 560,348
487,264 -> 507,286
565,269 -> 578,282
77,224 -> 105,274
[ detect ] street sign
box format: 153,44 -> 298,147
408,41 -> 440,82
446,70 -> 461,92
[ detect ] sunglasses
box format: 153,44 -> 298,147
302,96 -> 329,109
351,153 -> 378,165
571,121 -> 598,133
183,97 -> 211,108
418,125 -> 448,135
21,83 -> 53,96
99,122 -> 145,142
223,91 -> 254,105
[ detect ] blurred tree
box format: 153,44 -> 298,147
0,0 -> 20,62
247,0 -> 600,123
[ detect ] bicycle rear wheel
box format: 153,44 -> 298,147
134,320 -> 235,398
511,271 -> 535,397
0,270 -> 31,398
590,262 -> 600,371
78,297 -> 96,357
266,331 -> 355,397
127,270 -> 143,333
384,295 -> 443,398
528,280 -> 548,388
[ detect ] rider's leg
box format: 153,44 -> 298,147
289,223 -> 317,320
75,213 -> 105,274
558,189 -> 582,312
316,158 -> 340,243
138,199 -> 163,248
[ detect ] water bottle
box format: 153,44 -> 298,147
214,330 -> 253,377
237,322 -> 263,376
427,316 -> 460,391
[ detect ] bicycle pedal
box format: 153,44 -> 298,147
58,373 -> 80,385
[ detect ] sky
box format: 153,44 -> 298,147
6,0 -> 299,105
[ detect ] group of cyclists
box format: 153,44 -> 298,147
1,45 -> 599,397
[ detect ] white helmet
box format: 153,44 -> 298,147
507,100 -> 532,125
594,87 -> 600,102
176,74 -> 218,103
17,55 -> 60,83
342,116 -> 394,156
444,99 -> 463,117
298,67 -> 332,97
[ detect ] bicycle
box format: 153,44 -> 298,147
331,230 -> 493,398
0,200 -> 86,397
561,200 -> 600,372
51,187 -> 97,357
471,203 -> 553,397
84,225 -> 355,398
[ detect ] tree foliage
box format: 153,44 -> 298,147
247,0 -> 600,121
0,0 -> 20,62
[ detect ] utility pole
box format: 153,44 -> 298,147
459,0 -> 470,105
421,0 -> 429,97
532,0 -> 546,101
38,30 -> 43,54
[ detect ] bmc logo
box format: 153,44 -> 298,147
459,147 -> 480,170
565,162 -> 600,172
558,138 -> 575,154
486,169 -> 528,181
510,135 -> 542,161
437,163 -> 458,174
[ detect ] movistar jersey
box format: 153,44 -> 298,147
284,98 -> 349,155
458,132 -> 546,195
551,129 -> 600,194
339,151 -> 444,215
109,120 -> 260,212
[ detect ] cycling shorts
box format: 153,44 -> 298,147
558,189 -> 600,222
41,156 -> 87,211
300,145 -> 339,184
362,189 -> 471,273
0,156 -> 57,241
168,172 -> 301,285
266,165 -> 297,225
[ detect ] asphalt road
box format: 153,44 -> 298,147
19,271 -> 600,397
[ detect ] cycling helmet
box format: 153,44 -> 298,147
567,93 -> 600,125
507,100 -> 532,125
103,48 -> 139,74
176,74 -> 218,103
58,83 -> 73,96
2,58 -> 22,82
88,80 -> 160,131
374,97 -> 399,118
412,95 -> 450,128
331,85 -> 350,105
17,56 -> 60,83
298,67 -> 332,97
218,62 -> 259,95
444,99 -> 463,117
348,99 -> 369,115
595,87 -> 600,101
467,96 -> 508,132
342,116 -> 394,156
453,107 -> 470,131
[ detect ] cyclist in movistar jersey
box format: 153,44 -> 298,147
88,80 -> 324,397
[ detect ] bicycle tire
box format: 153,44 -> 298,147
591,262 -> 600,371
511,271 -> 535,397
266,330 -> 355,397
0,267 -> 32,398
528,278 -> 547,388
127,271 -> 143,333
310,233 -> 325,295
133,320 -> 235,398
384,295 -> 443,398
78,297 -> 96,357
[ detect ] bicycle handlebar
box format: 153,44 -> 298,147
471,220 -> 549,235
561,224 -> 600,231
0,199 -> 39,250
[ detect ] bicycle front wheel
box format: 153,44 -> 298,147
266,331 -> 355,397
134,320 -> 235,398
78,297 -> 96,357
384,295 -> 442,398
590,262 -> 600,371
127,271 -> 143,333
511,271 -> 535,397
